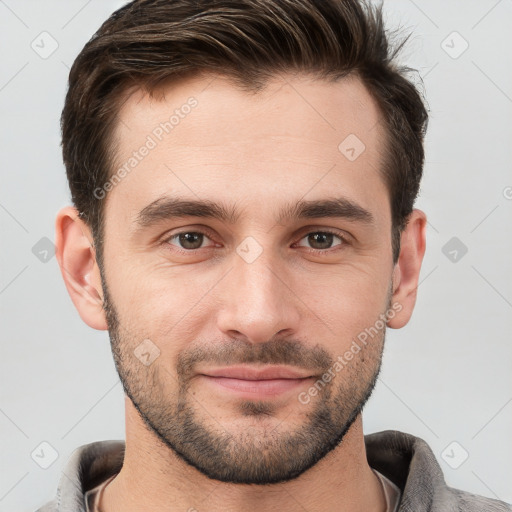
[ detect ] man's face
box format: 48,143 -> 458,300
99,72 -> 395,484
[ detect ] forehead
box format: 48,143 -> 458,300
107,71 -> 388,228
115,71 -> 383,151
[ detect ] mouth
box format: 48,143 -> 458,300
198,365 -> 315,398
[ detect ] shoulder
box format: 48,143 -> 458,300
365,430 -> 511,512
34,498 -> 58,512
448,487 -> 512,512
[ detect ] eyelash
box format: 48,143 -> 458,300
162,228 -> 350,256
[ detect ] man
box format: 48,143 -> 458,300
37,0 -> 511,511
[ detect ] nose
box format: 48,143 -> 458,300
215,247 -> 302,344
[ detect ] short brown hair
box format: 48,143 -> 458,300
61,0 -> 428,265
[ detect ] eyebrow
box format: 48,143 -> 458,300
134,195 -> 375,231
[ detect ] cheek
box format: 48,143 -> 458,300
298,264 -> 391,343
108,264 -> 213,348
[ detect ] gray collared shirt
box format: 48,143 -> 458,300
36,430 -> 512,512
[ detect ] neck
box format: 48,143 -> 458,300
102,398 -> 386,512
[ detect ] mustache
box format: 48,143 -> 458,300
176,337 -> 334,380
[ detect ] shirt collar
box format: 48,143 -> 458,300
52,430 -> 455,511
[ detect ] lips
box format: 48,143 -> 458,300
198,365 -> 314,398
199,365 -> 313,380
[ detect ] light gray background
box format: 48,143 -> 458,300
1,0 -> 511,510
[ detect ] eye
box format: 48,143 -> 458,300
165,230 -> 216,252
294,230 -> 348,252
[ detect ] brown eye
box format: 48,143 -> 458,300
296,231 -> 345,251
178,232 -> 204,249
166,231 -> 213,251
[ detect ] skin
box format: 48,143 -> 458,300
56,71 -> 426,512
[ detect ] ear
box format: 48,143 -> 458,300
55,206 -> 108,330
387,209 -> 427,329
